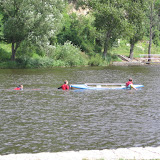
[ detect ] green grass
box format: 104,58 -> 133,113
111,40 -> 160,58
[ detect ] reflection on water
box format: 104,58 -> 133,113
0,66 -> 160,155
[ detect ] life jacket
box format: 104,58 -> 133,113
126,81 -> 133,87
61,84 -> 69,90
14,87 -> 21,90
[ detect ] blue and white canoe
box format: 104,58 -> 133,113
70,83 -> 144,90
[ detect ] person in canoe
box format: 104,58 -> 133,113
126,78 -> 137,90
14,85 -> 23,90
58,80 -> 70,90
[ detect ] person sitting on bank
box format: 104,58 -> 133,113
126,78 -> 137,90
58,80 -> 69,90
14,85 -> 23,90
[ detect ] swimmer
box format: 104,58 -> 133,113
58,80 -> 69,90
14,85 -> 23,90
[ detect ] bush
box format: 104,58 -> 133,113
53,41 -> 88,66
105,53 -> 120,64
88,54 -> 105,66
0,41 -> 89,68
0,48 -> 11,62
0,61 -> 17,69
16,55 -> 54,68
52,60 -> 66,67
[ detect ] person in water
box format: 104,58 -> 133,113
58,80 -> 69,90
14,85 -> 23,90
126,78 -> 137,90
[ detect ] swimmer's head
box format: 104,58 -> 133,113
64,80 -> 68,85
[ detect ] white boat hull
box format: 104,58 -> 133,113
70,83 -> 144,90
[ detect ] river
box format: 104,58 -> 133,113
0,65 -> 160,155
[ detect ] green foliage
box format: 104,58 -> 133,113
111,42 -> 130,56
56,12 -> 97,54
26,57 -> 53,68
0,0 -> 65,60
88,54 -> 107,66
53,41 -> 88,66
149,0 -> 160,47
0,42 -> 11,61
0,13 -> 3,39
15,55 -> 54,68
105,53 -> 119,64
16,40 -> 46,58
0,61 -> 17,69
153,29 -> 160,46
111,39 -> 160,58
85,0 -> 130,58
126,0 -> 146,45
1,0 -> 160,68
0,48 -> 10,61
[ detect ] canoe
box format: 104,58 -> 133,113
70,83 -> 144,90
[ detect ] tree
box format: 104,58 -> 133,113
83,0 -> 129,59
56,12 -> 96,53
0,0 -> 64,61
0,13 -> 3,42
148,0 -> 154,62
125,0 -> 146,60
147,0 -> 160,62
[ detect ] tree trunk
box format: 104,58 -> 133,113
129,43 -> 134,60
11,42 -> 16,61
148,30 -> 152,62
148,0 -> 155,62
103,32 -> 110,59
103,43 -> 108,60
148,1 -> 154,62
11,42 -> 19,61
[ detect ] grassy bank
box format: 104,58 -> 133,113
0,42 -> 109,69
111,39 -> 160,58
0,40 -> 160,69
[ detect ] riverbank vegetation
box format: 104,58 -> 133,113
0,0 -> 160,68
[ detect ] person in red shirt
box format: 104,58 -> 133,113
58,80 -> 69,90
14,85 -> 23,90
126,78 -> 137,90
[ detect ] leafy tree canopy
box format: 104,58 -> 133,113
0,0 -> 65,60
82,0 -> 130,58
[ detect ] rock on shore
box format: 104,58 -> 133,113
0,146 -> 160,160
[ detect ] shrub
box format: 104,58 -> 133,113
16,55 -> 54,68
0,48 -> 11,62
0,61 -> 17,69
53,41 -> 88,66
88,54 -> 105,66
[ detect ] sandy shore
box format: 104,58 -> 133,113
0,146 -> 160,160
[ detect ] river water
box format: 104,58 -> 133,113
0,65 -> 160,155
